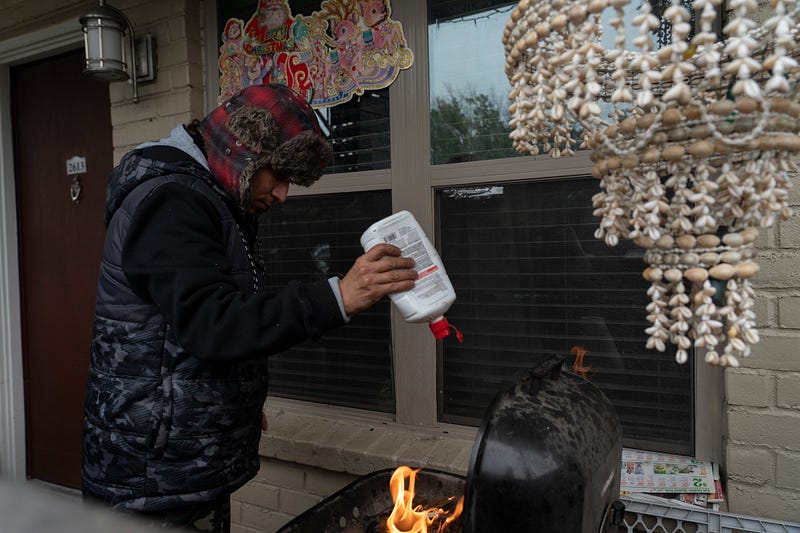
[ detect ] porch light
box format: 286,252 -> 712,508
79,0 -> 155,103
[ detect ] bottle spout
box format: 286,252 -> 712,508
429,316 -> 464,342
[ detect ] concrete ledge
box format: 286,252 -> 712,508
258,399 -> 477,477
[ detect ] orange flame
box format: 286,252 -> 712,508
387,466 -> 464,533
571,345 -> 592,379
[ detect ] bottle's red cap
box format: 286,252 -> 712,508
429,317 -> 464,342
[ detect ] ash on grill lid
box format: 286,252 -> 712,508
462,355 -> 623,533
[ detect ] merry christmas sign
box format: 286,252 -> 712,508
218,0 -> 414,108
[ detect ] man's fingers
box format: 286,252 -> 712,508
363,242 -> 402,260
391,279 -> 416,293
340,245 -> 418,316
367,267 -> 417,285
360,244 -> 414,271
378,257 -> 414,272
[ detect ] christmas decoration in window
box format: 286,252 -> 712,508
218,0 -> 413,107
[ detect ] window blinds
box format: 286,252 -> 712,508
259,190 -> 395,412
436,178 -> 693,455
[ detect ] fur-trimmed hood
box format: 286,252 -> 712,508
199,84 -> 332,211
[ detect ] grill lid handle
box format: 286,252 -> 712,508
519,354 -> 567,397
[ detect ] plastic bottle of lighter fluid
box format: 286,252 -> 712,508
360,210 -> 463,342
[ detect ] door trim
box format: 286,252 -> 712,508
0,19 -> 83,482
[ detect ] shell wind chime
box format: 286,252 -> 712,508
504,0 -> 799,367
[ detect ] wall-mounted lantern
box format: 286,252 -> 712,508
79,0 -> 155,103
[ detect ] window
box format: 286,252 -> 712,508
259,191 -> 394,411
428,0 -> 693,455
436,179 -> 692,453
428,2 -> 520,164
212,0 -> 701,455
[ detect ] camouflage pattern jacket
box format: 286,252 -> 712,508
82,144 -> 344,511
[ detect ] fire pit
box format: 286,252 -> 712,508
278,355 -> 624,533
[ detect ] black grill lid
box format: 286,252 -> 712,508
462,355 -> 623,533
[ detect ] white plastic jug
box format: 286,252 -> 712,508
360,210 -> 463,342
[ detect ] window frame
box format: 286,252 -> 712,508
205,0 -> 723,461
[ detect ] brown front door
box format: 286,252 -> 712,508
12,48 -> 112,489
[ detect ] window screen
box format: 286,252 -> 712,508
216,1 -> 390,173
436,179 -> 693,454
258,190 -> 395,411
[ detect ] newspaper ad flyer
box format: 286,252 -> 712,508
620,448 -> 715,494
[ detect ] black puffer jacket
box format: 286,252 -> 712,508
82,145 -> 344,511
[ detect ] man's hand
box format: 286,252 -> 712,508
339,243 -> 416,316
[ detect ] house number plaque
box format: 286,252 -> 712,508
66,155 -> 87,204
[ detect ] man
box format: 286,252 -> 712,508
81,84 -> 416,531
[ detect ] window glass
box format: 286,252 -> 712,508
258,190 -> 395,412
436,179 -> 693,454
217,0 -> 390,173
428,1 -> 520,164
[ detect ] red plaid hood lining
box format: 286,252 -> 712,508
199,84 -> 326,209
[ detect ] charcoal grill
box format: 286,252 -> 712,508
278,469 -> 465,533
278,355 -> 625,533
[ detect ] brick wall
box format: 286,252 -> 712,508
724,169 -> 800,521
230,458 -> 355,533
107,0 -> 207,160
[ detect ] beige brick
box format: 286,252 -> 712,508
337,446 -> 385,475
230,499 -> 242,523
365,428 -> 412,460
168,15 -> 187,41
110,82 -> 127,104
394,433 -> 440,466
126,2 -> 185,27
726,482 -> 800,523
752,252 -> 800,289
148,20 -> 172,48
425,436 -> 474,476
261,436 -> 320,469
112,117 -> 176,146
728,409 -> 800,449
338,424 -> 384,452
726,371 -> 772,407
290,416 -> 342,446
233,480 -> 279,510
256,458 -> 305,490
157,39 -> 191,69
239,503 -> 292,533
780,213 -> 800,248
263,409 -> 314,440
303,465 -> 353,496
137,71 -> 174,99
155,87 -> 195,116
231,523 -> 262,533
278,488 -> 321,516
776,451 -> 800,490
753,225 -> 777,249
789,175 -> 800,205
744,334 -> 800,371
779,297 -> 800,329
777,375 -> 800,409
753,294 -> 772,328
111,99 -> 158,126
726,445 -> 774,485
169,64 -> 203,90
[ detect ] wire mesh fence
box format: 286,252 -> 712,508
618,496 -> 800,533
